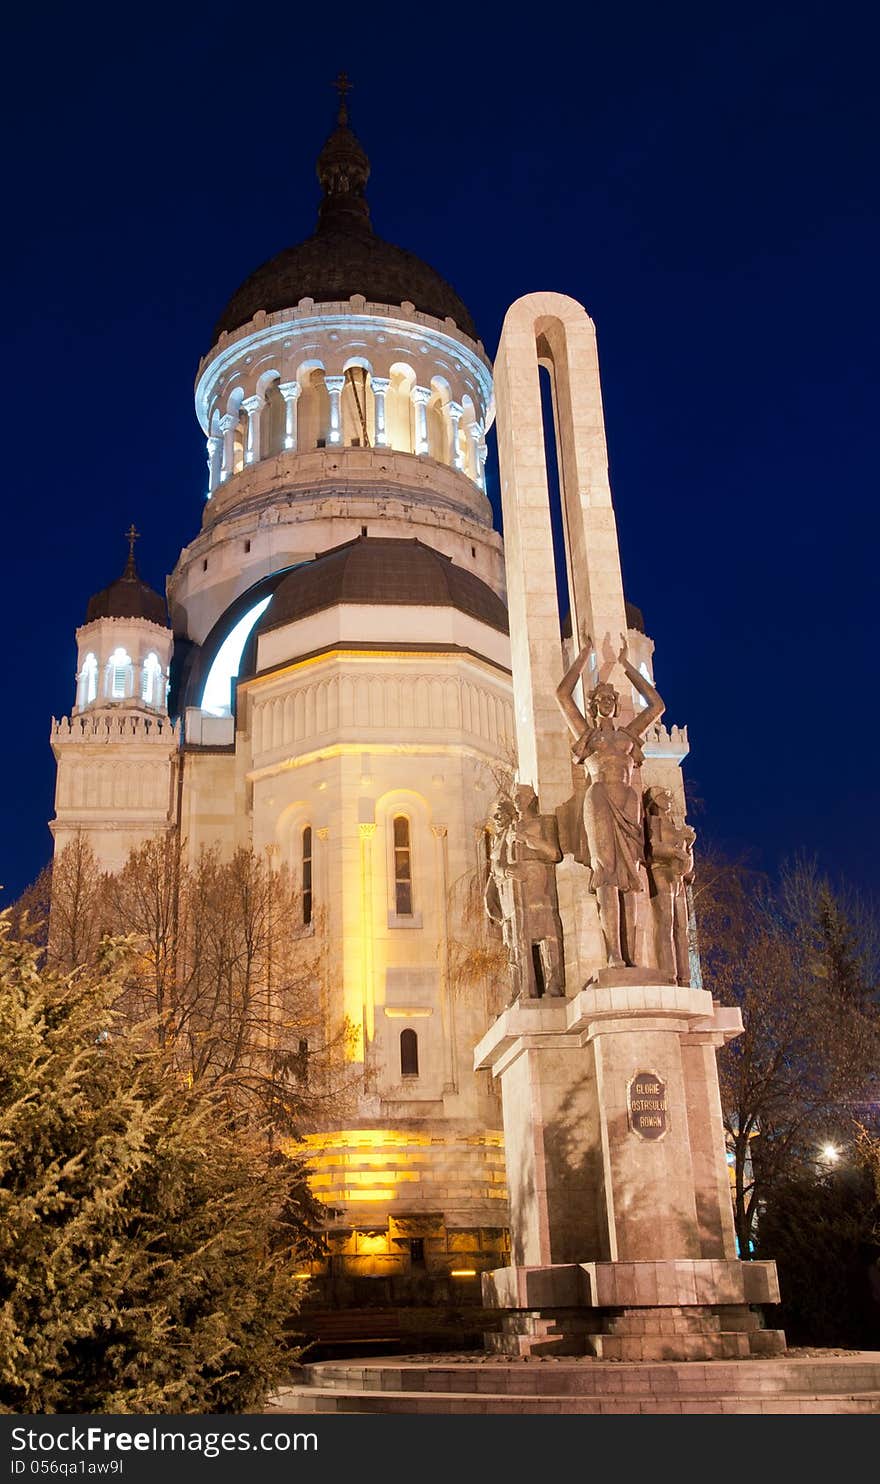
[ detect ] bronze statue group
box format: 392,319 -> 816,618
485,636 -> 695,1002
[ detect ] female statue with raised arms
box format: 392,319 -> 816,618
555,635 -> 664,970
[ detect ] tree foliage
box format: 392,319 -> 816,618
0,919 -> 320,1414
36,836 -> 359,1141
693,850 -> 880,1256
755,1129 -> 880,1348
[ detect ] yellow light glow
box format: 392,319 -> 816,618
450,1269 -> 477,1277
359,820 -> 375,1047
383,1008 -> 433,1018
357,1233 -> 390,1254
302,1129 -> 436,1148
247,738 -> 505,784
293,1272 -> 312,1280
345,1189 -> 396,1202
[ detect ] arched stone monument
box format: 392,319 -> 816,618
474,292 -> 783,1360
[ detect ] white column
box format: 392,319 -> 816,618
206,435 -> 222,495
278,381 -> 301,450
447,401 -> 464,470
242,395 -> 264,465
411,385 -> 431,455
219,413 -> 236,482
468,420 -> 486,490
371,376 -> 391,447
324,375 -> 346,446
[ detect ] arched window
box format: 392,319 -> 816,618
400,1028 -> 419,1078
426,394 -> 446,461
106,647 -> 132,700
78,652 -> 98,708
342,365 -> 374,447
297,369 -> 330,450
262,379 -> 286,458
232,415 -> 245,474
201,595 -> 272,716
141,651 -> 163,707
302,825 -> 313,926
393,815 -> 413,916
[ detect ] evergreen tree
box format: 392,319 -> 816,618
0,918 -> 322,1414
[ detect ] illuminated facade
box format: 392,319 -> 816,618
50,91 -> 516,1294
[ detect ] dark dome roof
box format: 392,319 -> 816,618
215,228 -> 477,344
85,544 -> 168,627
257,536 -> 508,637
560,599 -> 645,640
212,107 -> 477,344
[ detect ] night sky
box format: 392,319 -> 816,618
2,3 -> 877,906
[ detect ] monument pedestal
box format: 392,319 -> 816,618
474,987 -> 786,1361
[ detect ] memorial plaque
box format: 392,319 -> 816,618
628,1070 -> 668,1140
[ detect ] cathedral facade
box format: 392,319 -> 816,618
49,92 -> 693,1305
50,96 -> 516,1297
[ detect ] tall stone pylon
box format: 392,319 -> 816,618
492,293 -> 629,809
475,292 -> 785,1360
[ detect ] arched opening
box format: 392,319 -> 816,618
106,647 -> 133,701
400,1028 -> 419,1078
537,361 -> 571,642
342,363 -> 374,447
426,392 -> 446,462
460,396 -> 478,481
387,365 -> 415,453
298,368 -> 331,449
392,814 -> 413,917
78,652 -> 98,708
201,595 -> 272,716
261,378 -> 286,458
231,416 -> 245,474
302,824 -> 313,926
141,651 -> 163,707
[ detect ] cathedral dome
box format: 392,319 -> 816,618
85,531 -> 168,627
256,536 -> 508,637
212,98 -> 477,344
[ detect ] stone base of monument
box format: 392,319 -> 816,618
481,1261 -> 785,1361
268,1351 -> 880,1414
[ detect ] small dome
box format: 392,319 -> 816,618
625,600 -> 645,634
256,536 -> 508,637
85,533 -> 168,626
212,103 -> 477,344
560,599 -> 645,640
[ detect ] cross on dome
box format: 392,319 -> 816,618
333,70 -> 352,125
124,523 -> 141,577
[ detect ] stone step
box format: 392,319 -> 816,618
295,1353 -> 880,1398
269,1385 -> 880,1415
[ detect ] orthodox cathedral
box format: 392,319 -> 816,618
48,84 -> 685,1299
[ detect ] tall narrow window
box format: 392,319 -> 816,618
107,647 -> 132,700
141,651 -> 163,707
78,652 -> 98,708
393,815 -> 412,916
302,825 -> 313,926
400,1028 -> 419,1077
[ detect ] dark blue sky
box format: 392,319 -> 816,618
1,2 -> 877,904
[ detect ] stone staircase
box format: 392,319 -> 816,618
267,1351 -> 880,1414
